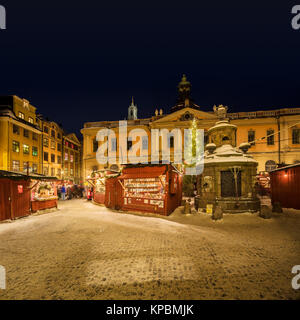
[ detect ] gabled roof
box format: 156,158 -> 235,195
65,133 -> 80,144
151,107 -> 217,124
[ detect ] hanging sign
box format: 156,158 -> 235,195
18,185 -> 23,194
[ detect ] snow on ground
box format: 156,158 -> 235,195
0,199 -> 299,300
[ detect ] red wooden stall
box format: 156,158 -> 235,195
270,163 -> 300,210
105,164 -> 182,216
0,177 -> 31,221
0,170 -> 58,222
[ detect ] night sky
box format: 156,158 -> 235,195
0,1 -> 299,136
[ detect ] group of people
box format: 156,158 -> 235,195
58,184 -> 84,200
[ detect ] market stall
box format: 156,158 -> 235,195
105,164 -> 182,216
30,179 -> 58,212
87,170 -> 120,205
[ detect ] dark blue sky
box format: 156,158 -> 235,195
0,1 -> 299,136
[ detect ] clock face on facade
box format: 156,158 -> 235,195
180,112 -> 194,121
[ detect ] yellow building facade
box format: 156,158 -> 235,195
81,76 -> 300,179
41,119 -> 64,178
63,133 -> 82,184
0,96 -> 43,173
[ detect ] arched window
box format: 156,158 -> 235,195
265,160 -> 276,172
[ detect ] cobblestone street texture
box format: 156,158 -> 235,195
0,199 -> 299,300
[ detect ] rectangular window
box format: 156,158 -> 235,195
43,138 -> 49,147
44,126 -> 49,134
57,168 -> 61,176
44,152 -> 48,162
127,137 -> 133,151
93,138 -> 98,152
70,154 -> 74,163
70,168 -> 74,176
12,141 -> 20,153
57,143 -> 62,152
23,129 -> 29,138
12,160 -> 20,171
13,124 -> 20,135
65,152 -> 68,161
32,146 -> 38,156
32,132 -> 38,141
248,130 -> 255,145
51,140 -> 56,150
111,138 -> 117,151
23,162 -> 29,173
168,134 -> 174,148
51,168 -> 55,176
57,132 -> 61,139
32,163 -> 38,173
57,156 -> 62,164
142,136 -> 148,150
267,130 -> 274,145
18,112 -> 25,119
51,154 -> 55,163
43,167 -> 49,176
51,130 -> 55,138
28,117 -> 34,124
292,129 -> 300,144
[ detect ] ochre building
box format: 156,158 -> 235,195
0,96 -> 43,174
81,75 -> 300,179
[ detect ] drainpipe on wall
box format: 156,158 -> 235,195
276,115 -> 281,165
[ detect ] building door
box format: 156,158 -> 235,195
0,179 -> 11,221
221,171 -> 241,197
10,180 -> 31,219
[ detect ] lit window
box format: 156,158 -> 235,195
12,141 -> 20,153
32,146 -> 38,156
32,163 -> 38,173
65,153 -> 68,161
51,140 -> 56,150
28,117 -> 34,124
70,154 -> 74,163
23,144 -> 30,155
12,160 -> 20,171
18,112 -> 25,119
23,162 -> 29,173
43,138 -> 49,147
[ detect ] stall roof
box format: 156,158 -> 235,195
270,163 -> 300,173
0,170 -> 58,181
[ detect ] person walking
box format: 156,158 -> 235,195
61,184 -> 66,201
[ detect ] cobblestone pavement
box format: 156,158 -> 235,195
0,199 -> 299,300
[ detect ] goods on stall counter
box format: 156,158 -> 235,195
32,181 -> 58,201
123,176 -> 166,208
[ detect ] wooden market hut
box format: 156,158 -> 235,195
269,163 -> 300,210
105,164 -> 183,216
0,170 -> 57,221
